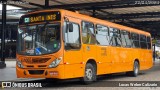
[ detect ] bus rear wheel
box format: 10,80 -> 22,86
81,63 -> 97,84
126,61 -> 139,77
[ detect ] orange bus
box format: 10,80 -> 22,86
16,9 -> 153,84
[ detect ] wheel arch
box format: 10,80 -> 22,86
86,59 -> 97,74
134,58 -> 140,68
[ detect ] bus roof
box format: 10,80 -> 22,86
22,9 -> 151,36
62,9 -> 151,36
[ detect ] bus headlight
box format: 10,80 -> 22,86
49,57 -> 62,68
16,60 -> 24,68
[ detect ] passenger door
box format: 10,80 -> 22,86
63,16 -> 83,78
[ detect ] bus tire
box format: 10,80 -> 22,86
81,63 -> 97,84
126,61 -> 139,77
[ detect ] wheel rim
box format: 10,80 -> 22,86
86,68 -> 93,80
134,62 -> 139,74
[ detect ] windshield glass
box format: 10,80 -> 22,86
17,23 -> 61,55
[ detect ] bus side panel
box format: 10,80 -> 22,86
139,49 -> 147,70
109,47 -> 125,73
96,46 -> 112,75
63,64 -> 85,79
63,49 -> 84,79
143,50 -> 153,70
82,44 -> 97,67
147,50 -> 153,69
120,48 -> 133,72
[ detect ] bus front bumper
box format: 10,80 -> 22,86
16,65 -> 65,79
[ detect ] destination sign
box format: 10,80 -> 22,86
19,11 -> 61,25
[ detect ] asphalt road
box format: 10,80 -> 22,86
5,61 -> 160,90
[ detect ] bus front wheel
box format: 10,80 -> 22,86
126,61 -> 139,77
81,63 -> 97,84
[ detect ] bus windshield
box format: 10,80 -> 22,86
17,23 -> 61,55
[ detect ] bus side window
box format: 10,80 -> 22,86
64,22 -> 81,50
96,24 -> 109,45
131,33 -> 140,48
121,30 -> 127,47
82,21 -> 96,44
121,30 -> 132,48
147,36 -> 151,49
140,35 -> 147,49
109,28 -> 121,47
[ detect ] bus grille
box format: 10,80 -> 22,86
28,70 -> 44,75
24,58 -> 51,64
